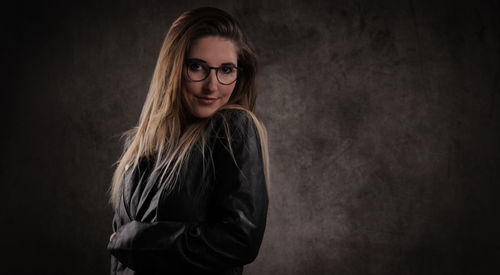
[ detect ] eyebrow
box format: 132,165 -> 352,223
186,58 -> 237,67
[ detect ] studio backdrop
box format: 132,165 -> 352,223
2,0 -> 499,274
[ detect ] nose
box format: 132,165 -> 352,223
203,69 -> 218,93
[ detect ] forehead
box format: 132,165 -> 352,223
187,36 -> 238,65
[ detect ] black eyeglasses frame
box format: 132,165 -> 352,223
184,61 -> 241,85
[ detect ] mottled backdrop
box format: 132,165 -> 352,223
2,0 -> 499,274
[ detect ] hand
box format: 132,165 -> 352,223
110,232 -> 116,242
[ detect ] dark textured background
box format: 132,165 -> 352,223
2,0 -> 499,274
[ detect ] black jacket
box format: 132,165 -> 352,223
107,109 -> 268,274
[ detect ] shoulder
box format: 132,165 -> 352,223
210,108 -> 258,136
207,107 -> 263,151
214,108 -> 254,125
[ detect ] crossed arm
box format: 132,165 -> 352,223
107,110 -> 268,273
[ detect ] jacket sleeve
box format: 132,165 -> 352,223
107,110 -> 269,273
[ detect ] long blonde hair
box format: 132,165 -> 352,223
109,7 -> 269,208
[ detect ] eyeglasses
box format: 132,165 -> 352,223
184,59 -> 240,85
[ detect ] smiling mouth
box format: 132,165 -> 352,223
195,95 -> 218,105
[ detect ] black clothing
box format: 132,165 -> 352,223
107,109 -> 268,274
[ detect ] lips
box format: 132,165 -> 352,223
195,95 -> 218,105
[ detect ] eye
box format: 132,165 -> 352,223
188,62 -> 204,71
220,65 -> 235,74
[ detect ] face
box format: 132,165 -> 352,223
182,36 -> 238,119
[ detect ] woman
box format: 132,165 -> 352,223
107,7 -> 269,275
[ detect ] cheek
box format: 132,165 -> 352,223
183,81 -> 201,95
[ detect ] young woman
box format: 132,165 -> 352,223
107,7 -> 269,275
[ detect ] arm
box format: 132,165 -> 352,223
107,110 -> 268,273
